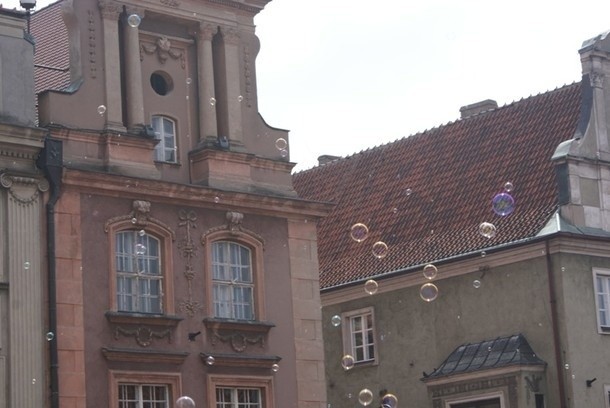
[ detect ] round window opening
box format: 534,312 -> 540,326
150,71 -> 173,96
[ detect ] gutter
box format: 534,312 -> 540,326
36,137 -> 63,408
545,240 -> 567,408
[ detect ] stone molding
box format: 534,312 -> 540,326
0,173 -> 48,205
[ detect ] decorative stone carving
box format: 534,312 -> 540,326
98,0 -> 121,20
115,326 -> 171,347
210,330 -> 265,352
87,10 -> 97,78
0,173 -> 49,205
104,200 -> 176,240
160,0 -> 180,6
525,375 -> 542,392
197,23 -> 217,42
201,211 -> 265,244
140,36 -> 185,68
243,45 -> 252,107
220,27 -> 240,45
177,209 -> 203,317
590,72 -> 605,88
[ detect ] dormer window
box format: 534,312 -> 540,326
152,115 -> 177,163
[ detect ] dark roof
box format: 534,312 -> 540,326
31,0 -> 70,94
293,83 -> 582,289
423,334 -> 545,380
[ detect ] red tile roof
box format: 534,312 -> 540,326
293,83 -> 582,289
31,0 -> 70,94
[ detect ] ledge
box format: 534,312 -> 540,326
105,311 -> 183,327
200,352 -> 280,369
102,347 -> 188,365
202,317 -> 275,333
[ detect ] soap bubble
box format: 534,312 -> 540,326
131,217 -> 137,224
381,393 -> 398,408
210,97 -> 216,106
186,77 -> 192,85
45,332 -> 55,341
564,363 -> 570,370
127,14 -> 141,28
97,105 -> 107,115
504,181 -> 514,192
364,279 -> 378,295
32,378 -> 36,385
138,229 -> 145,237
175,396 -> 196,408
271,363 -> 279,372
279,148 -> 288,158
238,95 -> 243,102
479,222 -> 496,238
492,192 -> 515,216
423,264 -> 438,280
420,283 -> 439,302
473,279 -> 482,289
405,188 -> 412,196
372,241 -> 389,259
358,389 -> 374,406
350,223 -> 369,242
205,355 -> 215,366
331,315 -> 341,327
341,354 -> 355,370
135,243 -> 146,255
275,138 -> 288,150
214,196 -> 220,203
23,261 -> 30,269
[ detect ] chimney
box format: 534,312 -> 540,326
318,155 -> 340,165
459,99 -> 498,119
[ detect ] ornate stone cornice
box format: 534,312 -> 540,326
98,0 -> 121,20
205,0 -> 263,14
124,5 -> 145,16
160,0 -> 180,7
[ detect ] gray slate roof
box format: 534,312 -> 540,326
423,334 -> 546,380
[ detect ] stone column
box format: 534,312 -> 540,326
219,26 -> 243,146
196,23 -> 218,144
123,7 -> 146,131
98,0 -> 125,131
1,174 -> 48,408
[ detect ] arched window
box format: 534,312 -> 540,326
151,115 -> 177,163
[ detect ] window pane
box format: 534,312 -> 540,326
212,241 -> 255,320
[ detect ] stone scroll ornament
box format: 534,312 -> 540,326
177,209 -> 203,317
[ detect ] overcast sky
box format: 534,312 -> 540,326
5,0 -> 610,172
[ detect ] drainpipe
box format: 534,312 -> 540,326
545,239 -> 567,407
36,137 -> 63,408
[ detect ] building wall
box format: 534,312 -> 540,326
320,239 -> 610,408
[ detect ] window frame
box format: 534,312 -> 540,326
212,241 -> 255,320
445,391 -> 505,408
593,268 -> 610,334
151,114 -> 178,164
604,384 -> 610,408
341,307 -> 377,366
203,230 -> 266,322
109,370 -> 181,408
207,374 -> 274,408
107,220 -> 175,316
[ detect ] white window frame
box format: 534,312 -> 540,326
109,371 -> 181,408
216,386 -> 262,408
118,383 -> 169,408
207,374 -> 273,408
445,391 -> 505,408
605,384 -> 610,408
151,115 -> 177,163
115,230 -> 163,314
342,307 -> 377,365
211,241 -> 255,321
593,268 -> 610,334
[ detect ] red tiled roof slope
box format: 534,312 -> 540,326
31,0 -> 70,94
293,83 -> 582,289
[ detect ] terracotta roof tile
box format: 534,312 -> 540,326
31,0 -> 70,94
293,83 -> 582,289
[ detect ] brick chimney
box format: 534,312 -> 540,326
459,99 -> 498,119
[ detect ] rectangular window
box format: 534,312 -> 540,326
116,231 -> 162,314
118,383 -> 168,408
342,307 -> 376,365
216,387 -> 262,408
152,116 -> 177,163
593,269 -> 610,333
212,242 -> 254,320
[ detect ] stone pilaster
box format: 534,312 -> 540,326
98,0 -> 125,132
196,23 -> 218,143
219,26 -> 243,146
123,7 -> 146,131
